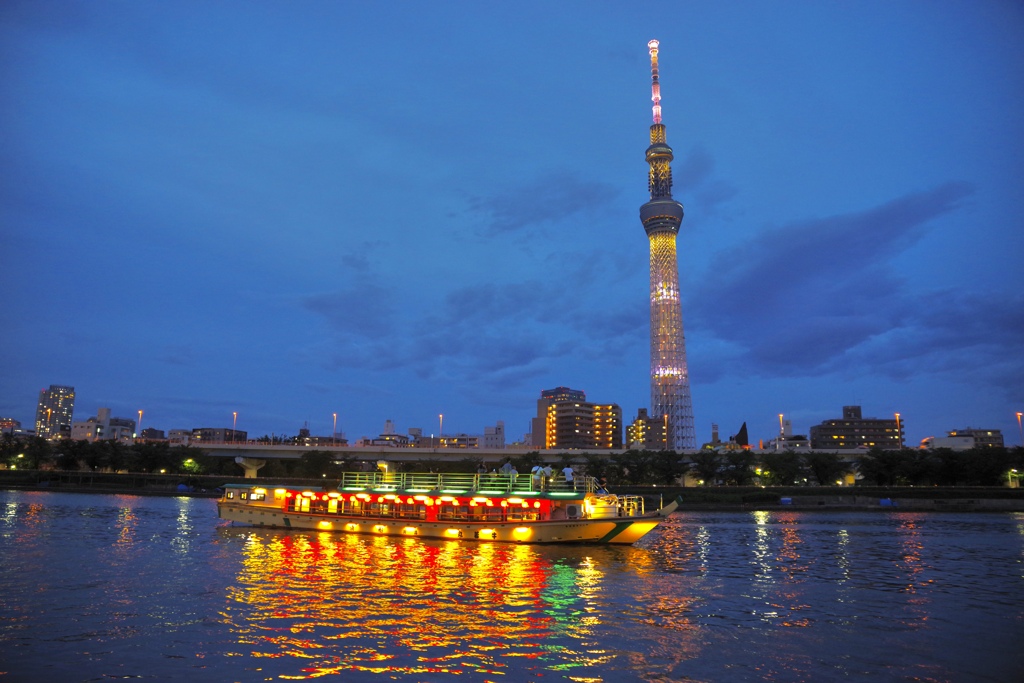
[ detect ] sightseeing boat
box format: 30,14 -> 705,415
217,470 -> 680,544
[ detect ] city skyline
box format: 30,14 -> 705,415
2,2 -> 1022,446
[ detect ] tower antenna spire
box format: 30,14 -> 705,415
648,39 -> 662,124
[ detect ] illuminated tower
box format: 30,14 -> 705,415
640,40 -> 695,451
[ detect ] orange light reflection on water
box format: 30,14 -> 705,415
612,516 -> 707,677
893,513 -> 934,629
221,530 -> 622,678
747,511 -> 815,629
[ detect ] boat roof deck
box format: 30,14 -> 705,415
225,472 -> 596,499
337,471 -> 594,498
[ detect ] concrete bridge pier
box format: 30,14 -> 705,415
234,456 -> 267,479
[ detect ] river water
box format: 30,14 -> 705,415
0,491 -> 1021,682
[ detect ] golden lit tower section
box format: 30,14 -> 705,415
640,40 -> 695,451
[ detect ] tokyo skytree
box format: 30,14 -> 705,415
639,40 -> 695,451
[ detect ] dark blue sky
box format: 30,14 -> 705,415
2,1 -> 1022,446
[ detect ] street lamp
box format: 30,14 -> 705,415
137,410 -> 143,439
777,413 -> 784,451
1016,412 -> 1023,447
333,413 -> 338,446
895,412 -> 902,449
232,411 -> 238,444
439,413 -> 444,446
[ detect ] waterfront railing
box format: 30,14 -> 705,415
337,471 -> 594,495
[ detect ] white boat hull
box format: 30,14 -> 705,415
218,499 -> 677,545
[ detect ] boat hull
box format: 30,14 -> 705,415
217,499 -> 676,545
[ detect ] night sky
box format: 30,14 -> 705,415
2,1 -> 1022,447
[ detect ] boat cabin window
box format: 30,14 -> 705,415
250,492 -> 266,502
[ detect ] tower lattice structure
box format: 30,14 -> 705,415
639,40 -> 695,451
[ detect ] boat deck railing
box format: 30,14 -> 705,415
336,471 -> 596,496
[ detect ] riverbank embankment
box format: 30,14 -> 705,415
3,470 -> 1023,511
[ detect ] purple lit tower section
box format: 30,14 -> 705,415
639,40 -> 695,451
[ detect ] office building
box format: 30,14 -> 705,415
921,428 -> 1004,450
139,427 -> 166,441
192,427 -> 247,444
764,419 -> 811,450
947,428 -> 1003,448
483,421 -> 505,449
71,407 -> 136,443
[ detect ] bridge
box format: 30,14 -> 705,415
193,442 -> 864,478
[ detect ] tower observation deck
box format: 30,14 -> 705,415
640,40 -> 695,451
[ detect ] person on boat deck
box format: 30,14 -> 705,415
597,477 -> 608,494
530,464 -> 543,490
499,460 -> 513,475
562,464 -> 575,488
541,464 -> 553,490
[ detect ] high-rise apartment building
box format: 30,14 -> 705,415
809,406 -> 902,450
627,408 -> 668,450
530,387 -> 586,448
545,400 -> 622,450
34,384 -> 75,440
640,40 -> 695,451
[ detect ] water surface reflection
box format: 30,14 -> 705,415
1,492 -> 1022,682
220,528 -> 696,679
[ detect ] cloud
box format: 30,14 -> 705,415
158,344 -> 199,367
300,273 -> 624,392
671,145 -> 739,216
691,181 -> 981,380
296,217 -> 651,389
339,240 -> 387,273
542,247 -> 643,288
672,146 -> 715,190
467,171 -> 619,234
840,289 -> 1024,395
303,283 -> 397,337
696,180 -> 739,214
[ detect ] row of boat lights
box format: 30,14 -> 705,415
264,487 -> 545,509
255,487 -> 535,540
